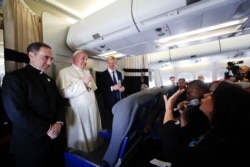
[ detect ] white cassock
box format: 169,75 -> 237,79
56,64 -> 102,153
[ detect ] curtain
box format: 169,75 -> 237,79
3,0 -> 42,72
122,55 -> 149,95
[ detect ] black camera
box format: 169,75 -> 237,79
225,61 -> 244,81
227,61 -> 243,67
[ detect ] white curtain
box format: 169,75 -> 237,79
122,55 -> 149,94
3,0 -> 42,72
123,55 -> 149,77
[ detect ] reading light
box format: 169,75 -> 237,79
98,51 -> 127,58
160,25 -> 241,47
156,17 -> 248,46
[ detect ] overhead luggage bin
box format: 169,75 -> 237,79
66,0 -> 246,57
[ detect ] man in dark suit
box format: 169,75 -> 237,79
99,56 -> 125,128
1,42 -> 66,167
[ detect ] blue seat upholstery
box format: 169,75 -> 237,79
65,91 -> 154,167
64,151 -> 100,167
102,91 -> 153,166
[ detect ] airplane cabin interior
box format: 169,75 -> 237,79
1,0 -> 250,167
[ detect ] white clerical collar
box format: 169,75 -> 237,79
29,64 -> 44,74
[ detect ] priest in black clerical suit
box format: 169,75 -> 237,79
1,42 -> 66,167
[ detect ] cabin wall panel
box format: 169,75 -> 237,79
42,12 -> 73,63
42,12 -> 109,78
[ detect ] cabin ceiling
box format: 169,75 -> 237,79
24,0 -> 250,61
24,0 -> 116,22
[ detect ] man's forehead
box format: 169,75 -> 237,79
187,87 -> 198,92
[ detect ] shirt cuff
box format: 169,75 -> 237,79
47,124 -> 52,133
56,121 -> 64,126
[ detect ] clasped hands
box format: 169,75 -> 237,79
83,75 -> 93,91
83,75 -> 92,85
112,84 -> 125,92
47,122 -> 62,139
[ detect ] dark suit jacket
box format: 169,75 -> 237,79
99,69 -> 123,113
1,65 -> 66,165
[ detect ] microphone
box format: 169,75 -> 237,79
173,99 -> 200,114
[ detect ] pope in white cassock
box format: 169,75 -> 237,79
56,51 -> 102,153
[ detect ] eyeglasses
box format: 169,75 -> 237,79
36,53 -> 54,62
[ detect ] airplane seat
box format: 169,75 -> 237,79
143,86 -> 169,140
65,148 -> 102,167
102,91 -> 154,167
65,91 -> 154,167
143,87 -> 163,133
156,86 -> 170,120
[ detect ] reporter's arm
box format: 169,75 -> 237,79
163,89 -> 186,124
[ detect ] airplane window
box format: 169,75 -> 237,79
149,80 -> 155,88
196,71 -> 212,83
178,73 -> 193,83
149,71 -> 156,88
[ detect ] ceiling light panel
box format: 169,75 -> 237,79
38,0 -> 116,19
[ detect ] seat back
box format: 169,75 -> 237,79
102,91 -> 153,167
144,87 -> 164,129
64,91 -> 153,167
141,87 -> 170,140
152,86 -> 170,124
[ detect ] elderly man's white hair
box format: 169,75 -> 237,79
72,50 -> 85,57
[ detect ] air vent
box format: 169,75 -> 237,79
92,33 -> 101,39
155,28 -> 165,36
